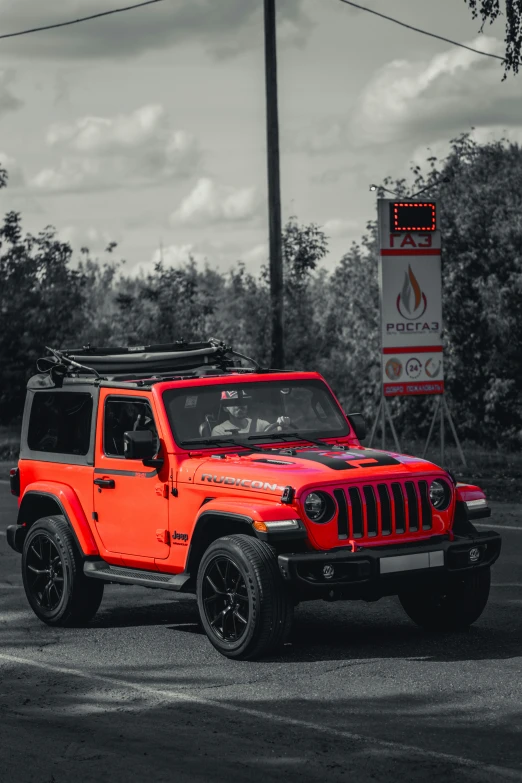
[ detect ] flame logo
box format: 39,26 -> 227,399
396,265 -> 427,320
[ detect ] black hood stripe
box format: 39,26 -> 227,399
293,449 -> 401,471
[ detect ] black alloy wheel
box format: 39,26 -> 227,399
22,515 -> 104,626
196,534 -> 293,660
25,533 -> 64,611
202,556 -> 250,643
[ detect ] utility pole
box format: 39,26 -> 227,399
264,0 -> 284,368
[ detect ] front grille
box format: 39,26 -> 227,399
336,480 -> 432,541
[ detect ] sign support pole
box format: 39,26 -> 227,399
422,395 -> 442,458
422,395 -> 467,467
383,397 -> 402,452
369,394 -> 402,453
369,397 -> 383,446
443,396 -> 467,467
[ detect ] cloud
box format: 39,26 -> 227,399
410,125 -> 522,169
30,104 -> 200,193
171,178 -> 261,225
288,121 -> 347,155
0,0 -> 310,60
242,243 -> 268,265
130,243 -> 205,276
352,36 -> 520,147
0,70 -> 22,116
0,152 -> 25,187
322,218 -> 358,238
57,225 -> 119,251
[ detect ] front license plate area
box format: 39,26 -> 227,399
379,550 -> 444,574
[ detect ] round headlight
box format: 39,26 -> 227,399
303,491 -> 335,523
429,479 -> 451,510
304,492 -> 325,520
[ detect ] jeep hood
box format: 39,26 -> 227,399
185,446 -> 446,496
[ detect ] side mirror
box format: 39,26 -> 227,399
347,413 -> 367,442
123,430 -> 161,466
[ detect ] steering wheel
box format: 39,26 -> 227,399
263,420 -> 297,434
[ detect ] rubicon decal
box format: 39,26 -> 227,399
397,265 -> 427,320
200,474 -> 286,492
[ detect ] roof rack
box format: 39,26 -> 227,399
32,339 -> 264,388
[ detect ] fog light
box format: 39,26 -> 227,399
469,547 -> 481,563
323,564 -> 335,579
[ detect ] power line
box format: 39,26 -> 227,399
337,0 -> 506,64
0,0 -> 167,41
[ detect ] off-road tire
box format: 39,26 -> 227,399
399,566 -> 491,631
22,515 -> 104,626
196,534 -> 293,660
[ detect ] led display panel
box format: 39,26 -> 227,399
391,202 -> 436,232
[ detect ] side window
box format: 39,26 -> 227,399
27,392 -> 93,455
104,399 -> 159,457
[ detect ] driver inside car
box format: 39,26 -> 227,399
211,390 -> 290,436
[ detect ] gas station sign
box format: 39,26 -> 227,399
378,199 -> 444,397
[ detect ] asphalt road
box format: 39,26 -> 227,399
1,482 -> 521,783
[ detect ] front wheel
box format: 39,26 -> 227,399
196,534 -> 293,660
399,567 -> 491,631
22,515 -> 104,626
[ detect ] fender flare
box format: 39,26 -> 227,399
195,497 -> 301,525
185,509 -> 255,574
185,499 -> 303,576
17,482 -> 99,556
453,482 -> 490,532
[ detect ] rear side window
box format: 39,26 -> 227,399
27,392 -> 93,455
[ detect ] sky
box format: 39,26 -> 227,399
0,0 -> 517,276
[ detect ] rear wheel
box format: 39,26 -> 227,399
196,534 -> 293,660
399,567 -> 491,631
22,515 -> 104,626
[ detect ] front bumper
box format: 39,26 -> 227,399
277,531 -> 501,597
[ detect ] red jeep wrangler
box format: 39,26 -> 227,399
7,341 -> 501,659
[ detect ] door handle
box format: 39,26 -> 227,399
94,478 -> 115,489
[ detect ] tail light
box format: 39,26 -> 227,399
9,467 -> 20,497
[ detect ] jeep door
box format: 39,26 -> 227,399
93,393 -> 170,562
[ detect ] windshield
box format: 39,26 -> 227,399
163,379 -> 350,447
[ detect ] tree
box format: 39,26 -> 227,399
464,0 -> 522,76
311,230 -> 380,420
280,217 -> 329,371
0,213 -> 89,422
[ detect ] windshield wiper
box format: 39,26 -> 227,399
180,437 -> 267,453
248,432 -> 347,450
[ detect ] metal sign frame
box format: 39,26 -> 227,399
369,198 -> 466,466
